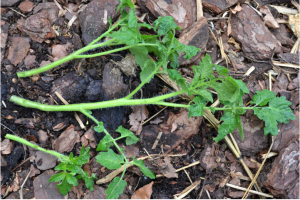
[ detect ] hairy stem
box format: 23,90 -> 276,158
5,134 -> 69,161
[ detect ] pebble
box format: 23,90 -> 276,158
18,1 -> 34,13
5,65 -> 14,72
12,78 -> 17,83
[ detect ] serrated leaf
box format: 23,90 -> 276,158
129,46 -> 149,70
56,178 -> 72,195
66,173 -> 78,186
183,45 -> 201,60
96,149 -> 124,169
55,162 -> 67,171
82,173 -> 96,191
140,59 -> 156,83
236,114 -> 244,140
253,96 -> 296,136
250,90 -> 276,106
153,16 -> 178,36
73,146 -> 90,166
94,122 -> 104,133
210,107 -> 216,114
128,10 -> 137,28
188,96 -> 205,118
96,135 -> 114,151
167,69 -> 188,92
193,89 -> 213,103
66,165 -> 81,174
138,22 -> 153,29
117,0 -> 134,11
191,54 -> 214,86
132,158 -> 155,179
214,112 -> 237,143
49,172 -> 65,182
234,79 -> 249,94
210,77 -> 240,104
108,29 -> 140,46
169,51 -> 179,68
116,126 -> 139,145
214,64 -> 229,76
106,177 -> 127,199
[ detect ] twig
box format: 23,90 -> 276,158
196,0 -> 203,20
143,106 -> 167,125
272,60 -> 300,69
8,8 -> 26,18
174,179 -> 201,199
152,131 -> 162,149
244,66 -> 255,76
269,71 -> 272,91
226,183 -> 273,198
206,190 -> 211,199
54,91 -> 86,130
19,169 -> 32,199
11,156 -> 35,172
291,37 -> 300,54
207,17 -> 229,20
156,161 -> 200,178
184,169 -> 193,184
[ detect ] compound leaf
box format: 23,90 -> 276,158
106,177 -> 127,199
116,126 -> 139,145
132,158 -> 155,179
253,96 -> 296,136
250,90 -> 276,106
96,149 -> 124,169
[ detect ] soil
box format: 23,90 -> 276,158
1,0 -> 299,199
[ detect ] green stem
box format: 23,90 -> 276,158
5,134 -> 69,161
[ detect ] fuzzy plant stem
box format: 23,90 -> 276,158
5,134 -> 69,161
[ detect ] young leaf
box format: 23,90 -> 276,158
54,162 -> 67,171
96,135 -> 114,151
66,165 -> 81,174
132,158 -> 155,179
214,64 -> 229,77
210,77 -> 240,104
191,54 -> 214,86
117,0 -> 134,12
129,46 -> 149,70
106,177 -> 127,199
140,59 -> 156,83
167,69 -> 188,92
96,149 -> 124,169
56,178 -> 72,195
82,173 -> 96,191
115,126 -> 139,145
188,96 -> 206,118
253,96 -> 296,136
153,16 -> 178,36
73,146 -> 90,166
250,90 -> 276,106
94,122 -> 104,133
183,45 -> 201,60
66,173 -> 78,186
214,112 -> 237,143
168,51 -> 180,68
49,172 -> 65,183
128,10 -> 137,28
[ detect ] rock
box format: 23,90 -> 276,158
137,0 -> 196,30
232,116 -> 270,156
265,135 -> 299,199
5,65 -> 14,72
35,151 -> 57,170
18,1 -> 35,13
17,2 -> 58,43
51,71 -> 92,103
202,0 -> 239,14
52,125 -> 80,153
1,0 -> 21,7
231,4 -> 281,60
178,17 -> 209,65
7,37 -> 30,66
37,130 -> 48,145
84,185 -> 107,199
33,170 -> 64,199
200,142 -> 218,172
277,73 -> 289,90
24,55 -> 37,69
84,80 -> 103,101
79,0 -> 120,45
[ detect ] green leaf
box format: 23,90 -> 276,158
188,96 -> 205,118
191,54 -> 214,86
106,177 -> 127,199
210,77 -> 240,104
132,158 -> 155,179
234,79 -> 249,94
108,29 -> 140,46
193,89 -> 213,103
210,107 -> 216,114
250,90 -> 276,106
214,112 -> 237,143
140,59 -> 156,83
236,114 -> 244,140
96,135 -> 114,151
253,96 -> 296,136
49,172 -> 65,182
183,45 -> 200,60
214,64 -> 229,76
66,165 -> 81,174
129,46 -> 149,69
55,162 -> 67,171
138,22 -> 153,29
128,10 -> 137,28
117,0 -> 134,12
56,178 -> 72,195
96,149 -> 124,169
168,51 -> 179,68
94,122 -> 104,133
82,173 -> 96,191
153,16 -> 178,36
167,69 -> 188,92
66,173 -> 78,186
73,146 -> 90,166
115,126 -> 139,145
